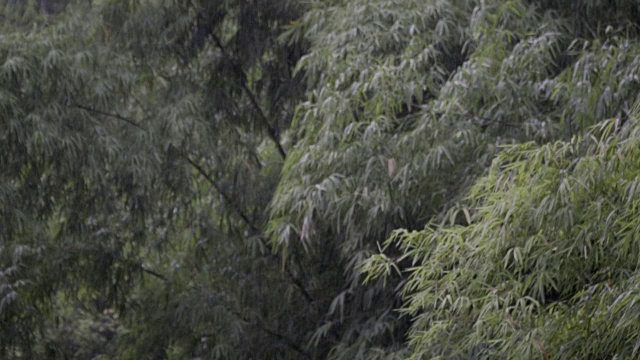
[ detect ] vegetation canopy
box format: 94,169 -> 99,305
2,0 -> 640,359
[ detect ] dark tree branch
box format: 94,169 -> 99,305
281,263 -> 314,304
73,104 -> 145,130
76,98 -> 307,306
221,81 -> 287,161
76,102 -> 308,301
475,116 -> 520,128
75,100 -> 308,303
211,305 -> 311,359
141,266 -> 167,282
258,323 -> 311,359
434,110 -> 521,128
181,153 -> 314,304
460,111 -> 520,128
210,33 -> 287,160
241,80 -> 287,159
181,153 -> 256,231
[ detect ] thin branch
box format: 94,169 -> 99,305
435,110 -> 521,128
241,81 -> 287,159
181,153 -> 256,231
73,104 -> 145,130
141,266 -> 167,281
258,323 -> 311,359
181,153 -> 314,304
77,101 -> 307,302
283,266 -> 314,303
210,33 -> 287,160
460,111 -> 520,128
214,305 -> 312,359
474,116 -> 520,128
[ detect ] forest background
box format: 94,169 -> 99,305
3,0 -> 640,359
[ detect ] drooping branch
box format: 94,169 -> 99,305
140,265 -> 167,282
212,305 -> 311,359
181,153 -> 256,230
181,153 -> 314,304
73,102 -> 308,301
241,80 -> 287,159
256,322 -> 311,358
433,110 -> 521,129
210,33 -> 287,160
73,104 -> 145,130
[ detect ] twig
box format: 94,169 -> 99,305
210,33 -> 287,160
211,305 -> 312,359
73,104 -> 145,130
141,266 -> 167,281
181,153 -> 314,304
181,153 -> 256,230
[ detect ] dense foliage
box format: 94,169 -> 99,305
1,0 -> 309,358
2,0 -> 640,359
366,111 -> 640,359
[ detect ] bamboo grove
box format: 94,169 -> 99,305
2,0 -> 640,359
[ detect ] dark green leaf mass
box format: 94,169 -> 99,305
2,0 -> 640,359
